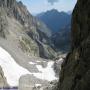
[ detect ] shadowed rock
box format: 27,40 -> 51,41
57,0 -> 90,90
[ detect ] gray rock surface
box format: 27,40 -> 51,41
0,0 -> 57,59
0,66 -> 8,87
19,75 -> 58,90
0,0 -> 58,88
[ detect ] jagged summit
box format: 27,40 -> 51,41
37,9 -> 71,32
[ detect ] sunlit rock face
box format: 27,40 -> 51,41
0,0 -> 58,88
57,0 -> 90,90
0,0 -> 57,59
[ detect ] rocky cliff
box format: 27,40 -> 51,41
0,0 -> 57,59
57,0 -> 90,90
0,66 -> 8,87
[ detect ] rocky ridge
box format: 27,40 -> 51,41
37,9 -> 71,32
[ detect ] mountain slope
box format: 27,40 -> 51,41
0,0 -> 59,88
51,26 -> 71,53
37,9 -> 71,32
57,0 -> 90,90
0,0 -> 57,59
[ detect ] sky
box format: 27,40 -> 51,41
17,0 -> 77,15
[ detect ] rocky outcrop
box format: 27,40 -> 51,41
0,66 -> 8,87
19,75 -> 58,90
57,0 -> 90,90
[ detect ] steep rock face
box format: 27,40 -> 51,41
57,0 -> 90,90
0,0 -> 57,59
0,66 -> 8,87
0,0 -> 16,8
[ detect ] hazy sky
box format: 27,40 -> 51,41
17,0 -> 77,14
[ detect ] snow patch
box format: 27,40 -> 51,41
36,61 -> 41,63
0,47 -> 58,87
0,47 -> 30,86
35,84 -> 42,87
29,62 -> 36,65
59,58 -> 63,61
33,61 -> 58,81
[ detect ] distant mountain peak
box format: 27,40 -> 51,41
37,9 -> 71,32
67,10 -> 72,14
47,9 -> 59,13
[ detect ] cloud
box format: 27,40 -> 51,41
47,0 -> 59,5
